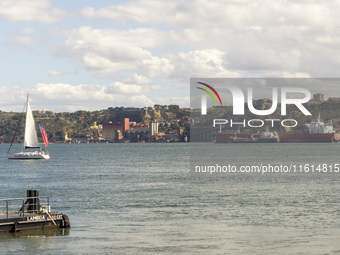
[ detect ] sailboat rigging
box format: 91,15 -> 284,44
8,95 -> 50,160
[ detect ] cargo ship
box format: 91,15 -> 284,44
213,116 -> 340,143
279,116 -> 340,143
230,132 -> 280,143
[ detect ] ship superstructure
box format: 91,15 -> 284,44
213,115 -> 340,143
306,114 -> 334,134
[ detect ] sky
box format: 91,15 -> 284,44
0,0 -> 340,112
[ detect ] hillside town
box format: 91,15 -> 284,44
0,105 -> 190,144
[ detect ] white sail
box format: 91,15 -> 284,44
23,97 -> 39,149
8,95 -> 50,159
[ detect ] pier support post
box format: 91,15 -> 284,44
27,190 -> 39,213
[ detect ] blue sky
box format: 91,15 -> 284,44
0,0 -> 339,112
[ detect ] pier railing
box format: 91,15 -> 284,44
0,196 -> 50,219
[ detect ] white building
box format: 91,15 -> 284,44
149,121 -> 159,136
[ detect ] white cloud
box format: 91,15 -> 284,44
75,0 -> 340,78
79,0 -> 337,30
58,26 -> 180,52
81,53 -> 135,73
0,86 -> 26,107
141,56 -> 174,78
48,70 -> 62,76
227,44 -> 302,71
54,26 -> 166,73
53,26 -> 241,80
0,81 -> 164,112
107,82 -> 143,95
128,95 -> 154,107
33,83 -> 107,101
126,74 -> 150,85
80,2 -> 175,25
54,0 -> 340,81
107,75 -> 164,95
168,49 -> 240,79
0,0 -> 67,23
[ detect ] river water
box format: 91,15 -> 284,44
1,143 -> 340,254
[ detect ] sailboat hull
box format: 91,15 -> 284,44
8,95 -> 50,160
8,151 -> 50,160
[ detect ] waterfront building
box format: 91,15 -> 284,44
149,121 -> 159,136
102,118 -> 130,141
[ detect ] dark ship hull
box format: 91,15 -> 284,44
213,133 -> 340,143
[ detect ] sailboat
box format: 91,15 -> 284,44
8,95 -> 50,160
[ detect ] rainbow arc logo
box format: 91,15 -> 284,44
196,82 -> 223,115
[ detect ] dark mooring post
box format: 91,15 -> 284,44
27,190 -> 40,213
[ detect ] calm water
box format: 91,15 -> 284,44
0,143 -> 340,254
